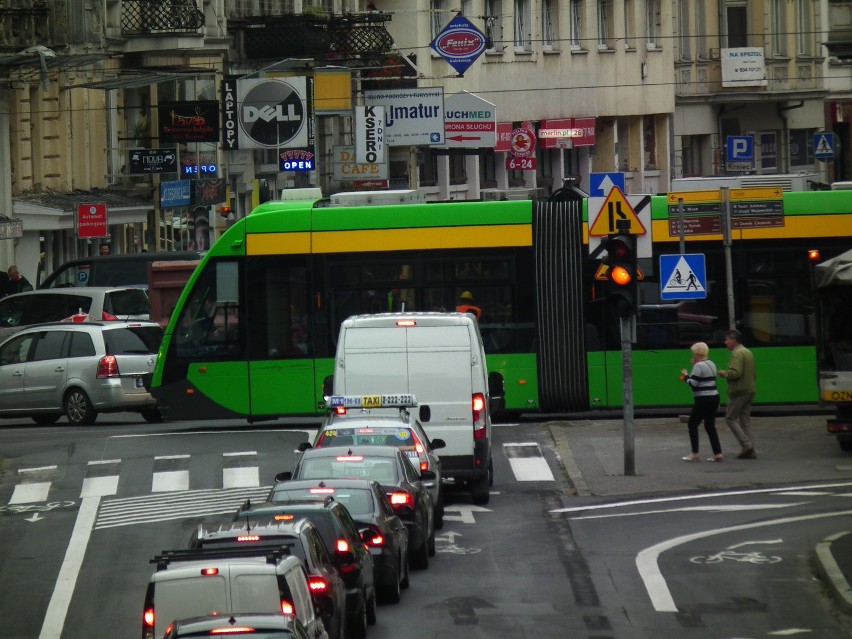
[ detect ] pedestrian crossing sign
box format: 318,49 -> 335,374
660,253 -> 706,300
814,132 -> 835,160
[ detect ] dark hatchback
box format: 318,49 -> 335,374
189,517 -> 347,639
263,478 -> 409,604
234,497 -> 376,639
277,446 -> 436,570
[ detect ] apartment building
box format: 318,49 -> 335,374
0,1 -> 848,279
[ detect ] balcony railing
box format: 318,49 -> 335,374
121,0 -> 204,36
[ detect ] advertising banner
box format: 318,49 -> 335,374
128,148 -> 177,174
364,87 -> 444,146
222,77 -> 311,150
76,203 -> 108,239
332,146 -> 388,181
160,180 -> 192,208
355,105 -> 386,163
158,101 -> 219,143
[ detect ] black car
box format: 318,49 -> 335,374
234,496 -> 376,639
277,446 -> 436,570
189,517 -> 347,639
263,478 -> 409,604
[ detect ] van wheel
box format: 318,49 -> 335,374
32,414 -> 61,425
65,389 -> 97,425
471,473 -> 490,504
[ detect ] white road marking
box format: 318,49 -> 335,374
223,467 -> 260,488
38,496 -> 100,639
80,475 -> 119,498
503,442 -> 555,481
9,481 -> 51,504
636,509 -> 852,613
442,504 -> 492,524
569,503 -> 807,520
152,470 -> 190,492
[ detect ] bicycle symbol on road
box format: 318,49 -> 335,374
435,531 -> 481,555
0,500 -> 76,515
690,540 -> 783,565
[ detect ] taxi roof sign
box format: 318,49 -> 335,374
328,394 -> 417,409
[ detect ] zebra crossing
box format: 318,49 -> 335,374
1,441 -> 560,528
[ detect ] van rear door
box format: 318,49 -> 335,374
152,568 -> 231,637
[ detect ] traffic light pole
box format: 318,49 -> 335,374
621,314 -> 635,476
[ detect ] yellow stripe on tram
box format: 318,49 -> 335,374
247,231 -> 311,255
312,224 -> 533,254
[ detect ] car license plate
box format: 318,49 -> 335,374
135,377 -> 144,388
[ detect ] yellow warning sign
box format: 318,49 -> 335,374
589,187 -> 648,236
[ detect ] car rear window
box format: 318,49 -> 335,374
271,487 -> 373,517
103,326 -> 163,354
318,426 -> 417,450
105,289 -> 150,316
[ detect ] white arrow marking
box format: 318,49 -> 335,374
600,175 -> 615,194
435,531 -> 463,543
442,504 -> 492,524
25,512 -> 44,523
768,630 -> 815,636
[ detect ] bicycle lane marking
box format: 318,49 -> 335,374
636,509 -> 852,613
39,464 -> 119,639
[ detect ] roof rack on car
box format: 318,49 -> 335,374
152,545 -> 292,571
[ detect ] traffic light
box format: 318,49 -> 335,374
604,233 -> 637,317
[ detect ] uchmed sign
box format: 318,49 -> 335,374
430,14 -> 488,75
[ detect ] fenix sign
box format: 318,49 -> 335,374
363,88 -> 445,146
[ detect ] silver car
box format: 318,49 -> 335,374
0,320 -> 163,425
0,287 -> 151,343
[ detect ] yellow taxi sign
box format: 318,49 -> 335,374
589,187 -> 647,236
328,394 -> 417,408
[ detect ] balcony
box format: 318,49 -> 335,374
0,0 -> 61,52
120,0 -> 204,36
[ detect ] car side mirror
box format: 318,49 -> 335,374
420,469 -> 437,481
419,404 -> 431,422
274,471 -> 293,482
322,375 -> 333,398
429,438 -> 446,450
297,442 -> 312,452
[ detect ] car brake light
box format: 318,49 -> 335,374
367,531 -> 384,547
281,600 -> 295,615
210,628 -> 256,634
396,320 -> 416,326
309,487 -> 335,494
308,575 -> 329,593
96,355 -> 119,378
143,608 -> 154,627
334,406 -> 346,415
389,491 -> 414,508
237,535 -> 260,542
472,392 -> 486,439
336,455 -> 363,461
201,568 -> 219,576
336,538 -> 350,552
101,311 -> 118,320
273,514 -> 295,521
420,460 -> 428,471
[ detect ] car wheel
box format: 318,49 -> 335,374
347,598 -> 368,639
428,528 -> 436,557
434,489 -> 444,529
471,472 -> 490,505
379,563 -> 401,604
400,550 -> 410,589
411,535 -> 430,570
839,436 -> 852,452
141,407 -> 163,423
64,389 -> 97,425
366,588 -> 377,625
32,414 -> 61,425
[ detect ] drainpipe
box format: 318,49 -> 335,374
777,100 -> 803,175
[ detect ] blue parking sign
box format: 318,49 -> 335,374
726,136 -> 754,163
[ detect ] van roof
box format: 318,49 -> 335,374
342,312 -> 476,328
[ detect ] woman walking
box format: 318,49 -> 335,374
680,342 -> 723,462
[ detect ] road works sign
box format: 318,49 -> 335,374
443,91 -> 496,148
588,188 -> 652,258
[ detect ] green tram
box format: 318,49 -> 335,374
151,189 -> 852,421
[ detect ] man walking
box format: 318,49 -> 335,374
719,329 -> 757,458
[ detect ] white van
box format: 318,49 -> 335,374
329,312 -> 504,504
142,548 -> 328,639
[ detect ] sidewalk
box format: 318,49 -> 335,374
546,414 -> 852,614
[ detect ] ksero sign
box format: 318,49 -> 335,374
431,14 -> 487,75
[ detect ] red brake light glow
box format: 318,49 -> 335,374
336,538 -> 350,552
237,535 -> 260,542
210,628 -> 256,635
201,568 -> 219,576
273,514 -> 295,521
96,355 -> 119,378
281,600 -> 295,615
101,311 -> 118,320
309,487 -> 335,494
368,533 -> 384,546
334,406 -> 346,415
472,393 -> 485,412
308,575 -> 329,593
420,461 -> 428,471
143,608 -> 155,627
336,455 -> 363,461
389,491 -> 414,507
396,320 -> 416,326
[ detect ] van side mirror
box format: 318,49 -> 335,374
274,471 -> 293,482
322,375 -> 333,398
297,442 -> 313,452
419,404 -> 431,422
488,371 -> 506,417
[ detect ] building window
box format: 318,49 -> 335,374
724,0 -> 748,48
646,0 -> 659,48
431,0 -> 447,41
570,0 -> 582,49
623,0 -> 635,49
695,2 -> 707,58
644,115 -> 657,169
772,0 -> 787,57
542,0 -> 558,50
797,0 -> 813,56
597,0 -> 613,49
514,0 -> 531,50
485,0 -> 502,51
418,149 -> 439,187
677,0 -> 690,59
479,152 -> 497,188
450,154 -> 467,185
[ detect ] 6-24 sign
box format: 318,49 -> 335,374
506,157 -> 536,170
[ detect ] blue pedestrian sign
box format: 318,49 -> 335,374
660,254 -> 707,300
814,132 -> 836,160
589,172 -> 625,197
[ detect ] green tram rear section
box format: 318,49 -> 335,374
151,191 -> 852,420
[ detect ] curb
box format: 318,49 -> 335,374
815,532 -> 852,615
547,423 -> 590,497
